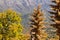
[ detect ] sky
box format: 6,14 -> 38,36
0,0 -> 51,14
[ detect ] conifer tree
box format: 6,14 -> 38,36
30,5 -> 47,40
0,9 -> 26,40
49,0 -> 60,40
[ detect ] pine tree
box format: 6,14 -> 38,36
0,9 -> 26,40
49,0 -> 60,40
29,5 -> 47,40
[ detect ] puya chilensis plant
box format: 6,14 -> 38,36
48,0 -> 60,40
29,5 -> 47,40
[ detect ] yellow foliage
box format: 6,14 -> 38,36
0,9 -> 25,40
8,23 -> 18,31
0,23 -> 2,27
0,34 -> 2,40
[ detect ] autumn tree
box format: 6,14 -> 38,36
0,9 -> 26,40
29,5 -> 47,40
48,0 -> 60,40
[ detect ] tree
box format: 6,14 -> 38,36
29,5 -> 48,40
0,9 -> 26,40
48,0 -> 60,40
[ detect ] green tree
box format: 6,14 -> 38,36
29,5 -> 48,40
0,9 -> 26,40
48,0 -> 60,40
